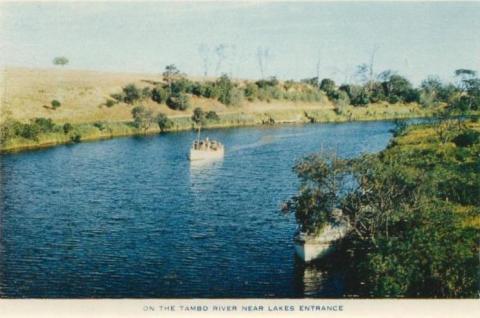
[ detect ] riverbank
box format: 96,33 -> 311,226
287,118 -> 480,297
0,103 -> 435,153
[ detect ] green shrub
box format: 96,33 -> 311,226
452,130 -> 480,147
33,118 -> 56,133
70,132 -> 81,143
244,82 -> 259,101
93,122 -> 106,131
156,113 -> 173,132
51,100 -> 61,109
63,123 -> 73,134
110,92 -> 126,102
105,99 -> 116,107
151,86 -> 169,104
166,93 -> 190,111
122,84 -> 141,104
206,111 -> 220,121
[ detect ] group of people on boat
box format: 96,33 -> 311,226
192,137 -> 223,151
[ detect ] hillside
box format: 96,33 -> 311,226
0,67 -> 434,152
1,67 -> 341,124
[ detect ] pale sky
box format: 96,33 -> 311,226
1,1 -> 479,85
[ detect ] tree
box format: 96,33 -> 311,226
122,84 -> 141,104
283,152 -> 351,235
206,110 -> 220,121
51,100 -> 61,109
212,74 -> 245,106
151,86 -> 169,104
192,107 -> 206,140
63,123 -> 73,134
191,107 -> 206,127
453,69 -> 480,111
319,78 -> 336,97
156,113 -> 173,132
53,56 -> 69,66
166,93 -> 190,111
163,64 -> 182,93
131,106 -> 154,133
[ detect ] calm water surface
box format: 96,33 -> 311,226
0,121 -> 394,298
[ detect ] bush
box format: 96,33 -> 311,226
110,92 -> 126,102
333,91 -> 350,115
33,118 -> 56,133
156,113 -> 173,132
452,130 -> 480,147
206,111 -> 220,121
63,123 -> 73,134
244,82 -> 259,101
151,86 -> 169,104
141,87 -> 152,99
18,123 -> 40,140
70,132 -> 81,143
93,122 -> 106,131
191,107 -> 206,126
0,119 -> 20,143
105,99 -> 116,107
131,105 -> 154,131
255,77 -> 279,88
51,100 -> 61,109
166,93 -> 190,111
122,84 -> 141,104
227,87 -> 244,107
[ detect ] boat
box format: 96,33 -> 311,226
293,209 -> 350,262
189,137 -> 224,161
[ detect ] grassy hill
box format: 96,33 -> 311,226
0,67 -> 434,152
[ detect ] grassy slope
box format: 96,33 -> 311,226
388,121 -> 480,228
1,67 -> 434,152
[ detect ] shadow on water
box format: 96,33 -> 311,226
293,250 -> 346,298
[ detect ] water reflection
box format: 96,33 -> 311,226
293,256 -> 345,298
189,158 -> 224,194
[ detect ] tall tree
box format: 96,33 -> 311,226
162,64 -> 182,94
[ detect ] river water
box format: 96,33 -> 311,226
0,121 -> 395,298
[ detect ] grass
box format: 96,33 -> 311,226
1,66 -> 439,153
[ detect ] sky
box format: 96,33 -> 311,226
1,1 -> 479,85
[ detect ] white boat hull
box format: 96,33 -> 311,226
294,241 -> 335,262
294,221 -> 349,262
189,148 -> 224,161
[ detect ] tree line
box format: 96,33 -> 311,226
108,65 -> 479,116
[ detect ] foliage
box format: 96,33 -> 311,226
63,123 -> 73,134
216,74 -> 243,106
51,100 -> 61,109
286,122 -> 480,297
206,110 -> 220,121
156,113 -> 173,132
52,56 -> 69,66
452,129 -> 480,147
191,107 -> 207,127
283,153 -> 351,234
166,93 -> 190,111
105,99 -> 116,107
131,105 -> 154,132
122,84 -> 142,104
151,86 -> 169,104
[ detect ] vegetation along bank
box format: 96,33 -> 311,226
284,114 -> 480,297
1,66 -> 479,153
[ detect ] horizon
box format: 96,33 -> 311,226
1,1 -> 479,85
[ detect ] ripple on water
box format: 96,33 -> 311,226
0,121 -> 395,298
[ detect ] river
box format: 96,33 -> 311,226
0,121 -> 395,298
